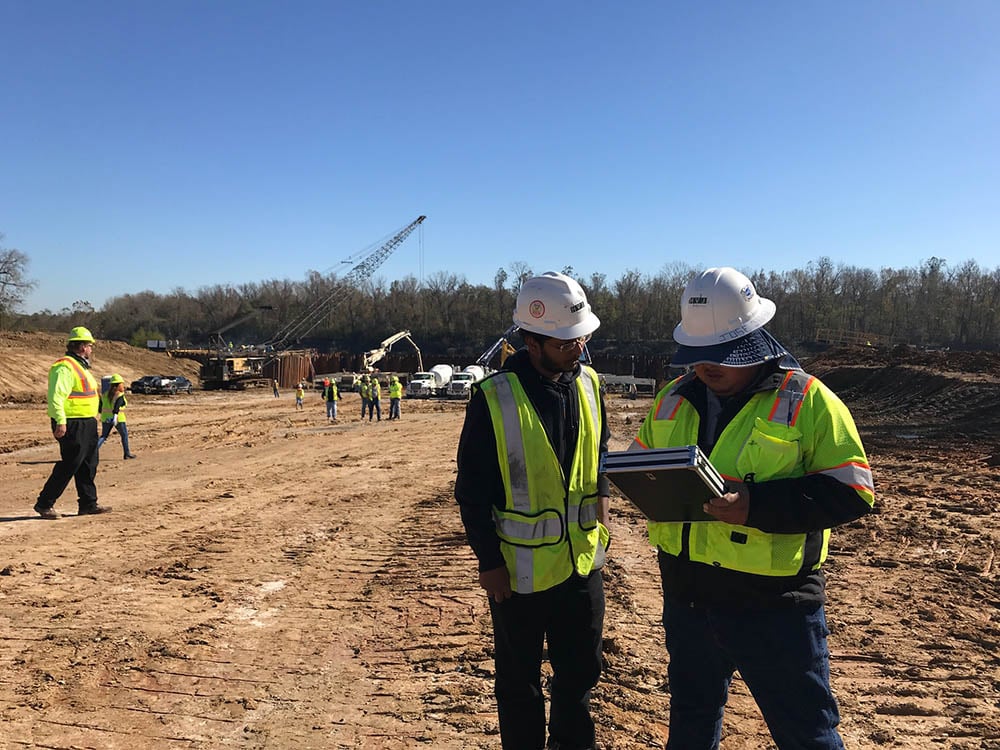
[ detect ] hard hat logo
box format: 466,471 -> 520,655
513,271 -> 601,340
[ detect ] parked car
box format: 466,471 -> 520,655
129,375 -> 194,394
129,375 -> 164,394
152,375 -> 194,395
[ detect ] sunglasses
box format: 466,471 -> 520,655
546,333 -> 592,352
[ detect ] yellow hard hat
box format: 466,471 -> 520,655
68,326 -> 95,343
109,373 -> 124,385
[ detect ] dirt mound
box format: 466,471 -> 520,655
0,331 -> 202,404
806,344 -> 1000,375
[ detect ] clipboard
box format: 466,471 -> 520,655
599,446 -> 726,522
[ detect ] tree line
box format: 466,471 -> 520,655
5,248 -> 1000,358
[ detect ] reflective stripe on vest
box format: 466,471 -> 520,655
56,357 -> 99,418
482,366 -> 603,593
641,369 -> 874,576
100,392 -> 127,423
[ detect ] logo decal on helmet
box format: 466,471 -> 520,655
688,296 -> 708,305
528,300 -> 545,318
740,285 -> 754,301
569,301 -> 585,313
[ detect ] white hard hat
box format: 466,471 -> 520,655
674,268 -> 775,346
672,268 -> 792,368
513,272 -> 600,339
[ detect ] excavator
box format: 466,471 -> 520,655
362,330 -> 423,373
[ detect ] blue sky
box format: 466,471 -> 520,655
2,1 -> 998,314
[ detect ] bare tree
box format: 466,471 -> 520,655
0,235 -> 37,328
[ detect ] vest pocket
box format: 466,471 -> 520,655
735,417 -> 802,480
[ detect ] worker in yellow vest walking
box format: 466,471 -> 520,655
97,374 -> 137,459
631,268 -> 874,749
456,272 -> 611,750
34,326 -> 112,518
322,378 -> 339,421
387,375 -> 403,420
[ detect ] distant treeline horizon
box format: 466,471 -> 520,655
10,256 -> 1000,358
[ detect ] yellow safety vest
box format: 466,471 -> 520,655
480,365 -> 609,594
100,392 -> 127,423
359,382 -> 370,398
389,381 -> 403,398
633,370 -> 875,577
49,356 -> 99,420
370,380 -> 381,399
323,384 -> 339,401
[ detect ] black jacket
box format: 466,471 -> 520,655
454,349 -> 611,572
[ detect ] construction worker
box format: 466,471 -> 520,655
272,378 -> 280,397
359,374 -> 371,420
322,377 -> 339,421
97,374 -> 136,459
34,326 -> 112,518
368,375 -> 382,421
295,383 -> 305,410
455,271 -> 611,750
630,268 -> 875,749
387,375 -> 403,420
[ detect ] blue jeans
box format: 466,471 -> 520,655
662,597 -> 844,750
326,401 -> 337,419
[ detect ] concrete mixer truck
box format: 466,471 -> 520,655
446,365 -> 487,399
406,364 -> 453,398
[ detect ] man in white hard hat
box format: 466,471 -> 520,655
34,326 -> 112,518
631,268 -> 874,749
456,271 -> 611,750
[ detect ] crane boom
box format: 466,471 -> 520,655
362,329 -> 423,372
266,215 -> 426,348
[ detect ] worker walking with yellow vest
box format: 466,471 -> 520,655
456,272 -> 611,750
34,326 -> 112,519
321,378 -> 339,422
387,375 -> 403,419
630,268 -> 874,749
358,374 -> 371,420
368,375 -> 381,421
97,373 -> 137,459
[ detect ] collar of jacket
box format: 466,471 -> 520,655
64,351 -> 92,369
503,348 -> 582,386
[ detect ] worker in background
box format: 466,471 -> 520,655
387,375 -> 403,420
455,271 -> 611,750
97,373 -> 136,459
359,374 -> 371,420
272,378 -> 280,398
322,377 -> 339,422
295,383 -> 305,411
368,374 -> 382,422
630,267 -> 875,749
34,326 -> 112,518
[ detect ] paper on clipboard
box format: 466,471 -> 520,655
599,445 -> 726,522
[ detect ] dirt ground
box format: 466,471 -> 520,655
0,333 -> 998,749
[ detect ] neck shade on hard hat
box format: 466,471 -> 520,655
671,267 -> 797,368
671,327 -> 799,368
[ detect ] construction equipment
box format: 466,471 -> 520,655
200,305 -> 275,390
476,324 -> 520,370
362,330 -> 423,373
265,215 -> 427,350
200,216 -> 425,390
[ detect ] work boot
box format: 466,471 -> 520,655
78,504 -> 113,515
124,453 -> 137,459
33,503 -> 59,520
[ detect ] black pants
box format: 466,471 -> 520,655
37,418 -> 99,510
488,570 -> 604,750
